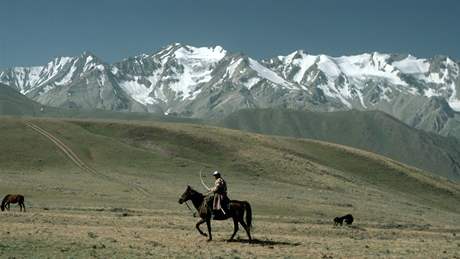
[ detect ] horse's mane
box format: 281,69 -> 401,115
189,186 -> 205,197
1,194 -> 10,210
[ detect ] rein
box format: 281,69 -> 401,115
184,201 -> 196,217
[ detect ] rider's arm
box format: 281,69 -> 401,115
209,178 -> 223,193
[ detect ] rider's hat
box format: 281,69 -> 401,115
212,171 -> 220,176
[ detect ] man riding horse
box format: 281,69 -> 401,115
178,169 -> 252,241
208,171 -> 229,218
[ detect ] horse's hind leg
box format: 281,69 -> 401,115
195,218 -> 207,237
239,220 -> 252,241
206,219 -> 212,241
228,217 -> 239,241
20,202 -> 25,212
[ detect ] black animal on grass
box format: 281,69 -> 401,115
334,214 -> 353,226
1,194 -> 26,212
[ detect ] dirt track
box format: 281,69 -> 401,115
24,121 -> 151,197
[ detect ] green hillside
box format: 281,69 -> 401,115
0,117 -> 458,222
0,85 -> 44,116
219,108 -> 460,181
3,84 -> 460,182
1,117 -> 459,258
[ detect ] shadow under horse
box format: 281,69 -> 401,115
179,186 -> 252,242
1,194 -> 26,212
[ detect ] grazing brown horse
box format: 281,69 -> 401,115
179,185 -> 252,242
1,194 -> 26,212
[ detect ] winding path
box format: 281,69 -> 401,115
24,121 -> 151,197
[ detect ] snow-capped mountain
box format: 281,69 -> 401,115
0,51 -> 144,111
111,43 -> 229,113
1,43 -> 460,138
264,51 -> 460,110
262,51 -> 460,136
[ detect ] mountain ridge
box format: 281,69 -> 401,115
2,43 -> 460,138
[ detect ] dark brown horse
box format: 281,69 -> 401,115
179,186 -> 252,242
1,194 -> 26,212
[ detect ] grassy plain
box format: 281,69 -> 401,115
0,117 -> 459,258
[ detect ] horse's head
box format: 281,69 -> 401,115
1,194 -> 10,211
0,201 -> 4,211
178,185 -> 194,204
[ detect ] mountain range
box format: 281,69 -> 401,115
3,81 -> 460,181
1,43 -> 460,138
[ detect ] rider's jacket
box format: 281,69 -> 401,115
210,177 -> 227,195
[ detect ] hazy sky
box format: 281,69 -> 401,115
1,0 -> 459,68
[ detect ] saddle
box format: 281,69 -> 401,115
204,194 -> 230,219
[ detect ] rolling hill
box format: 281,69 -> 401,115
0,117 -> 459,257
0,117 -> 458,218
4,83 -> 459,182
219,108 -> 460,181
0,83 -> 44,116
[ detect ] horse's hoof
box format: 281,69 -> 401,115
207,239 -> 212,242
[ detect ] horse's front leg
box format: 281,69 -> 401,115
206,219 -> 212,241
195,218 -> 207,237
228,217 -> 239,241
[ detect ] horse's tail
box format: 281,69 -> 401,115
243,201 -> 252,229
19,195 -> 25,212
1,195 -> 10,211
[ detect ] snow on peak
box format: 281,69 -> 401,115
163,45 -> 227,99
174,45 -> 226,61
117,44 -> 229,104
3,44 -> 459,114
276,50 -> 318,83
392,55 -> 430,74
44,56 -> 75,78
226,58 -> 243,77
275,51 -> 411,85
333,53 -> 407,85
248,58 -> 292,88
111,66 -> 119,75
317,55 -> 342,79
154,43 -> 227,63
80,52 -> 105,73
54,62 -> 77,86
119,76 -> 157,105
